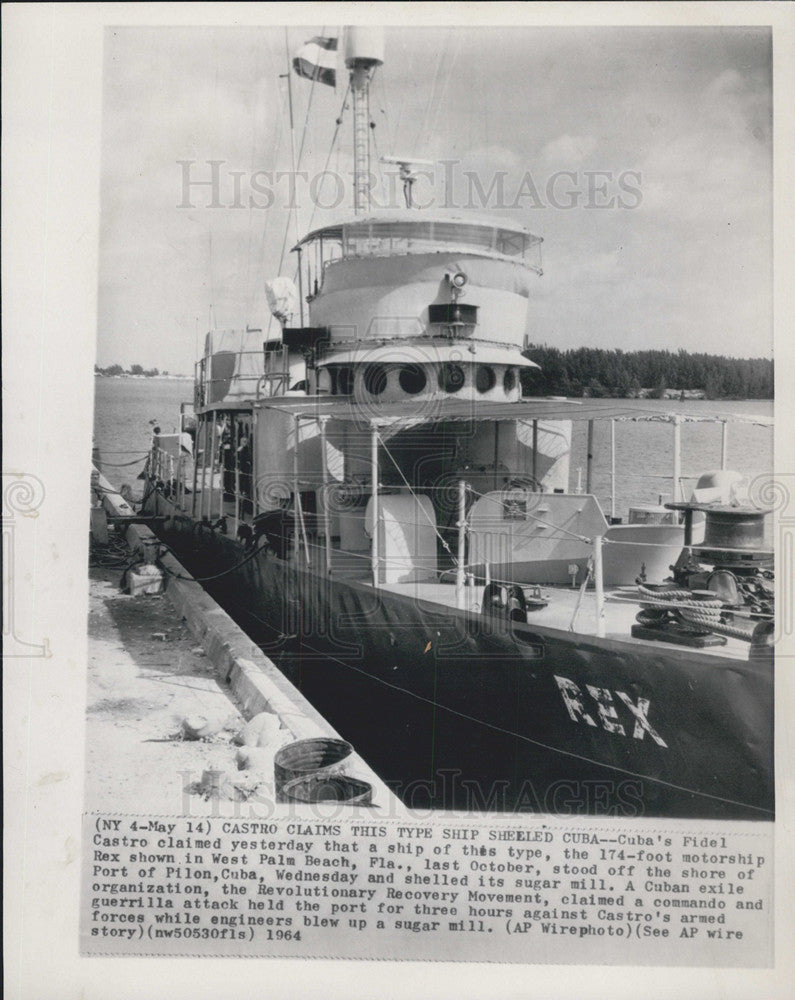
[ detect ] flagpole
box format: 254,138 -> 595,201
283,29 -> 304,325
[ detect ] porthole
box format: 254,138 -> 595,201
337,367 -> 354,395
398,364 -> 427,395
476,365 -> 496,394
438,362 -> 465,393
503,367 -> 517,393
364,364 -> 388,396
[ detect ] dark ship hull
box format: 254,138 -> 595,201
150,494 -> 774,821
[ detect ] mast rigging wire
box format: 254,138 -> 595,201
412,28 -> 452,154
427,32 -> 462,151
207,42 -> 222,330
307,83 -> 351,232
391,40 -> 415,155
267,26 -> 328,337
251,99 -> 285,326
372,63 -> 394,156
294,25 -> 327,176
375,430 -> 457,561
244,38 -> 267,322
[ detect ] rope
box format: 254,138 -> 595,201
270,617 -> 772,816
91,482 -> 133,497
634,584 -> 756,642
678,610 -> 755,641
157,537 -> 267,583
637,584 -> 701,601
209,584 -> 771,816
164,556 -> 771,816
95,455 -> 148,468
89,534 -> 134,569
91,475 -> 161,511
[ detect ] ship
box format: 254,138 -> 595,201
136,27 -> 774,820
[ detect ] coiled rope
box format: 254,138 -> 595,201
635,584 -> 755,642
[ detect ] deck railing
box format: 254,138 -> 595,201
194,346 -> 290,408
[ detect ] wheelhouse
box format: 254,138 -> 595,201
296,212 -> 543,300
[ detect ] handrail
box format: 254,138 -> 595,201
195,345 -> 291,407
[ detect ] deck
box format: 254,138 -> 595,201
174,481 -> 761,662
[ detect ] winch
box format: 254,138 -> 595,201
626,501 -> 776,657
665,501 -> 773,572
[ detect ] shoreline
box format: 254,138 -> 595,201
94,374 -> 192,380
91,374 -> 772,402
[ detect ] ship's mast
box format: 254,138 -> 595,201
344,28 -> 384,215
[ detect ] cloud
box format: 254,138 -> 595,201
461,145 -> 522,173
539,134 -> 598,167
97,27 -> 772,370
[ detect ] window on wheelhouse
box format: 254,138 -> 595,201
298,217 -> 540,273
340,219 -> 532,261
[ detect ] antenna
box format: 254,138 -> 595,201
380,156 -> 434,208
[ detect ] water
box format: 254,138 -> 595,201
565,397 -> 773,517
92,379 -> 774,810
93,377 -> 194,484
93,377 -> 773,514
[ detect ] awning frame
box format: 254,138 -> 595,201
254,394 -> 773,429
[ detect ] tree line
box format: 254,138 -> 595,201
95,363 -> 167,377
520,345 -> 773,400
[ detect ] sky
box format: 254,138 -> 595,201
97,25 -> 772,373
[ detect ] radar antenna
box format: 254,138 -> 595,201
380,155 -> 435,208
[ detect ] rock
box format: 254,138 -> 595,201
181,714 -> 221,740
238,711 -> 282,748
221,712 -> 243,733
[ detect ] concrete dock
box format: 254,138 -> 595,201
87,469 -> 404,817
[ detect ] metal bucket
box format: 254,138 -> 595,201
281,774 -> 373,805
274,738 -> 353,801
